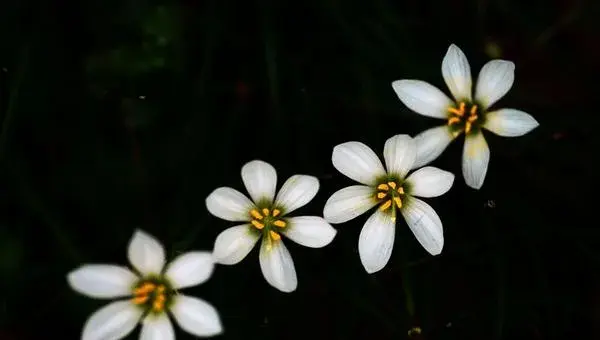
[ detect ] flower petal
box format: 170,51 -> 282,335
140,313 -> 174,340
483,109 -> 539,137
259,238 -> 297,292
206,187 -> 254,222
128,230 -> 166,276
401,197 -> 444,255
462,131 -> 490,189
274,175 -> 319,215
412,126 -> 456,169
405,166 -> 455,198
165,252 -> 214,289
171,295 -> 223,337
332,141 -> 386,185
242,160 -> 277,204
391,79 -> 453,119
212,225 -> 260,265
475,60 -> 515,109
323,185 -> 378,224
283,216 -> 337,248
67,265 -> 137,299
358,210 -> 396,274
383,134 -> 416,178
81,300 -> 143,340
442,44 -> 472,101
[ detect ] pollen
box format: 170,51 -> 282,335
250,209 -> 263,220
269,230 -> 281,241
262,208 -> 270,216
387,181 -> 396,189
272,209 -> 281,217
377,192 -> 387,199
251,220 -> 265,229
393,197 -> 402,208
377,183 -> 389,191
447,101 -> 480,135
380,199 -> 392,211
132,282 -> 169,313
273,220 -> 286,228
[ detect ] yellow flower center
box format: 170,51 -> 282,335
249,208 -> 286,248
447,101 -> 479,135
132,281 -> 171,313
375,181 -> 405,222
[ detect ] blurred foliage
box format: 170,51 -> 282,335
0,0 -> 599,339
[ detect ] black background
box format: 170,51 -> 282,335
1,0 -> 598,339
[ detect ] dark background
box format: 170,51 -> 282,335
1,0 -> 598,339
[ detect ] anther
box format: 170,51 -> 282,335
250,209 -> 263,220
447,117 -> 461,125
262,208 -> 270,216
269,230 -> 281,241
134,283 -> 155,295
272,209 -> 281,217
465,122 -> 472,134
380,200 -> 392,211
251,220 -> 265,229
393,197 -> 402,209
447,102 -> 466,116
388,182 -> 397,189
377,192 -> 387,199
470,105 -> 478,115
273,220 -> 286,228
468,114 -> 478,123
397,187 -> 404,194
377,183 -> 389,191
132,295 -> 149,304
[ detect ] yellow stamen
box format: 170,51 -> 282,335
447,116 -> 461,125
133,283 -> 155,295
269,230 -> 281,241
447,102 -> 465,116
273,220 -> 286,228
377,183 -> 389,191
380,199 -> 392,211
393,197 -> 402,209
156,285 -> 165,294
250,209 -> 263,220
470,105 -> 478,115
397,187 -> 404,194
468,114 -> 478,123
251,220 -> 265,229
262,208 -> 270,216
272,209 -> 281,217
132,295 -> 149,304
377,192 -> 387,199
465,121 -> 472,134
153,295 -> 165,311
387,181 -> 396,189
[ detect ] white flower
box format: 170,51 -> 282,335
392,43 -> 539,189
206,160 -> 337,293
67,230 -> 222,340
323,134 -> 454,274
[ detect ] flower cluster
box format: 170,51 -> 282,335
67,44 -> 537,339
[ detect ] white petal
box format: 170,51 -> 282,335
331,141 -> 386,185
274,175 -> 319,214
81,300 -> 143,340
259,238 -> 297,292
358,210 -> 396,274
383,134 -> 416,178
242,160 -> 277,204
67,265 -> 137,299
401,197 -> 444,255
206,187 -> 254,222
412,126 -> 456,169
442,44 -> 472,101
140,313 -> 174,340
165,252 -> 214,289
212,225 -> 260,265
171,295 -> 223,337
475,60 -> 515,109
405,166 -> 455,198
128,230 -> 166,276
284,216 -> 337,248
391,79 -> 453,119
323,185 -> 378,224
483,109 -> 539,137
462,131 -> 490,189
